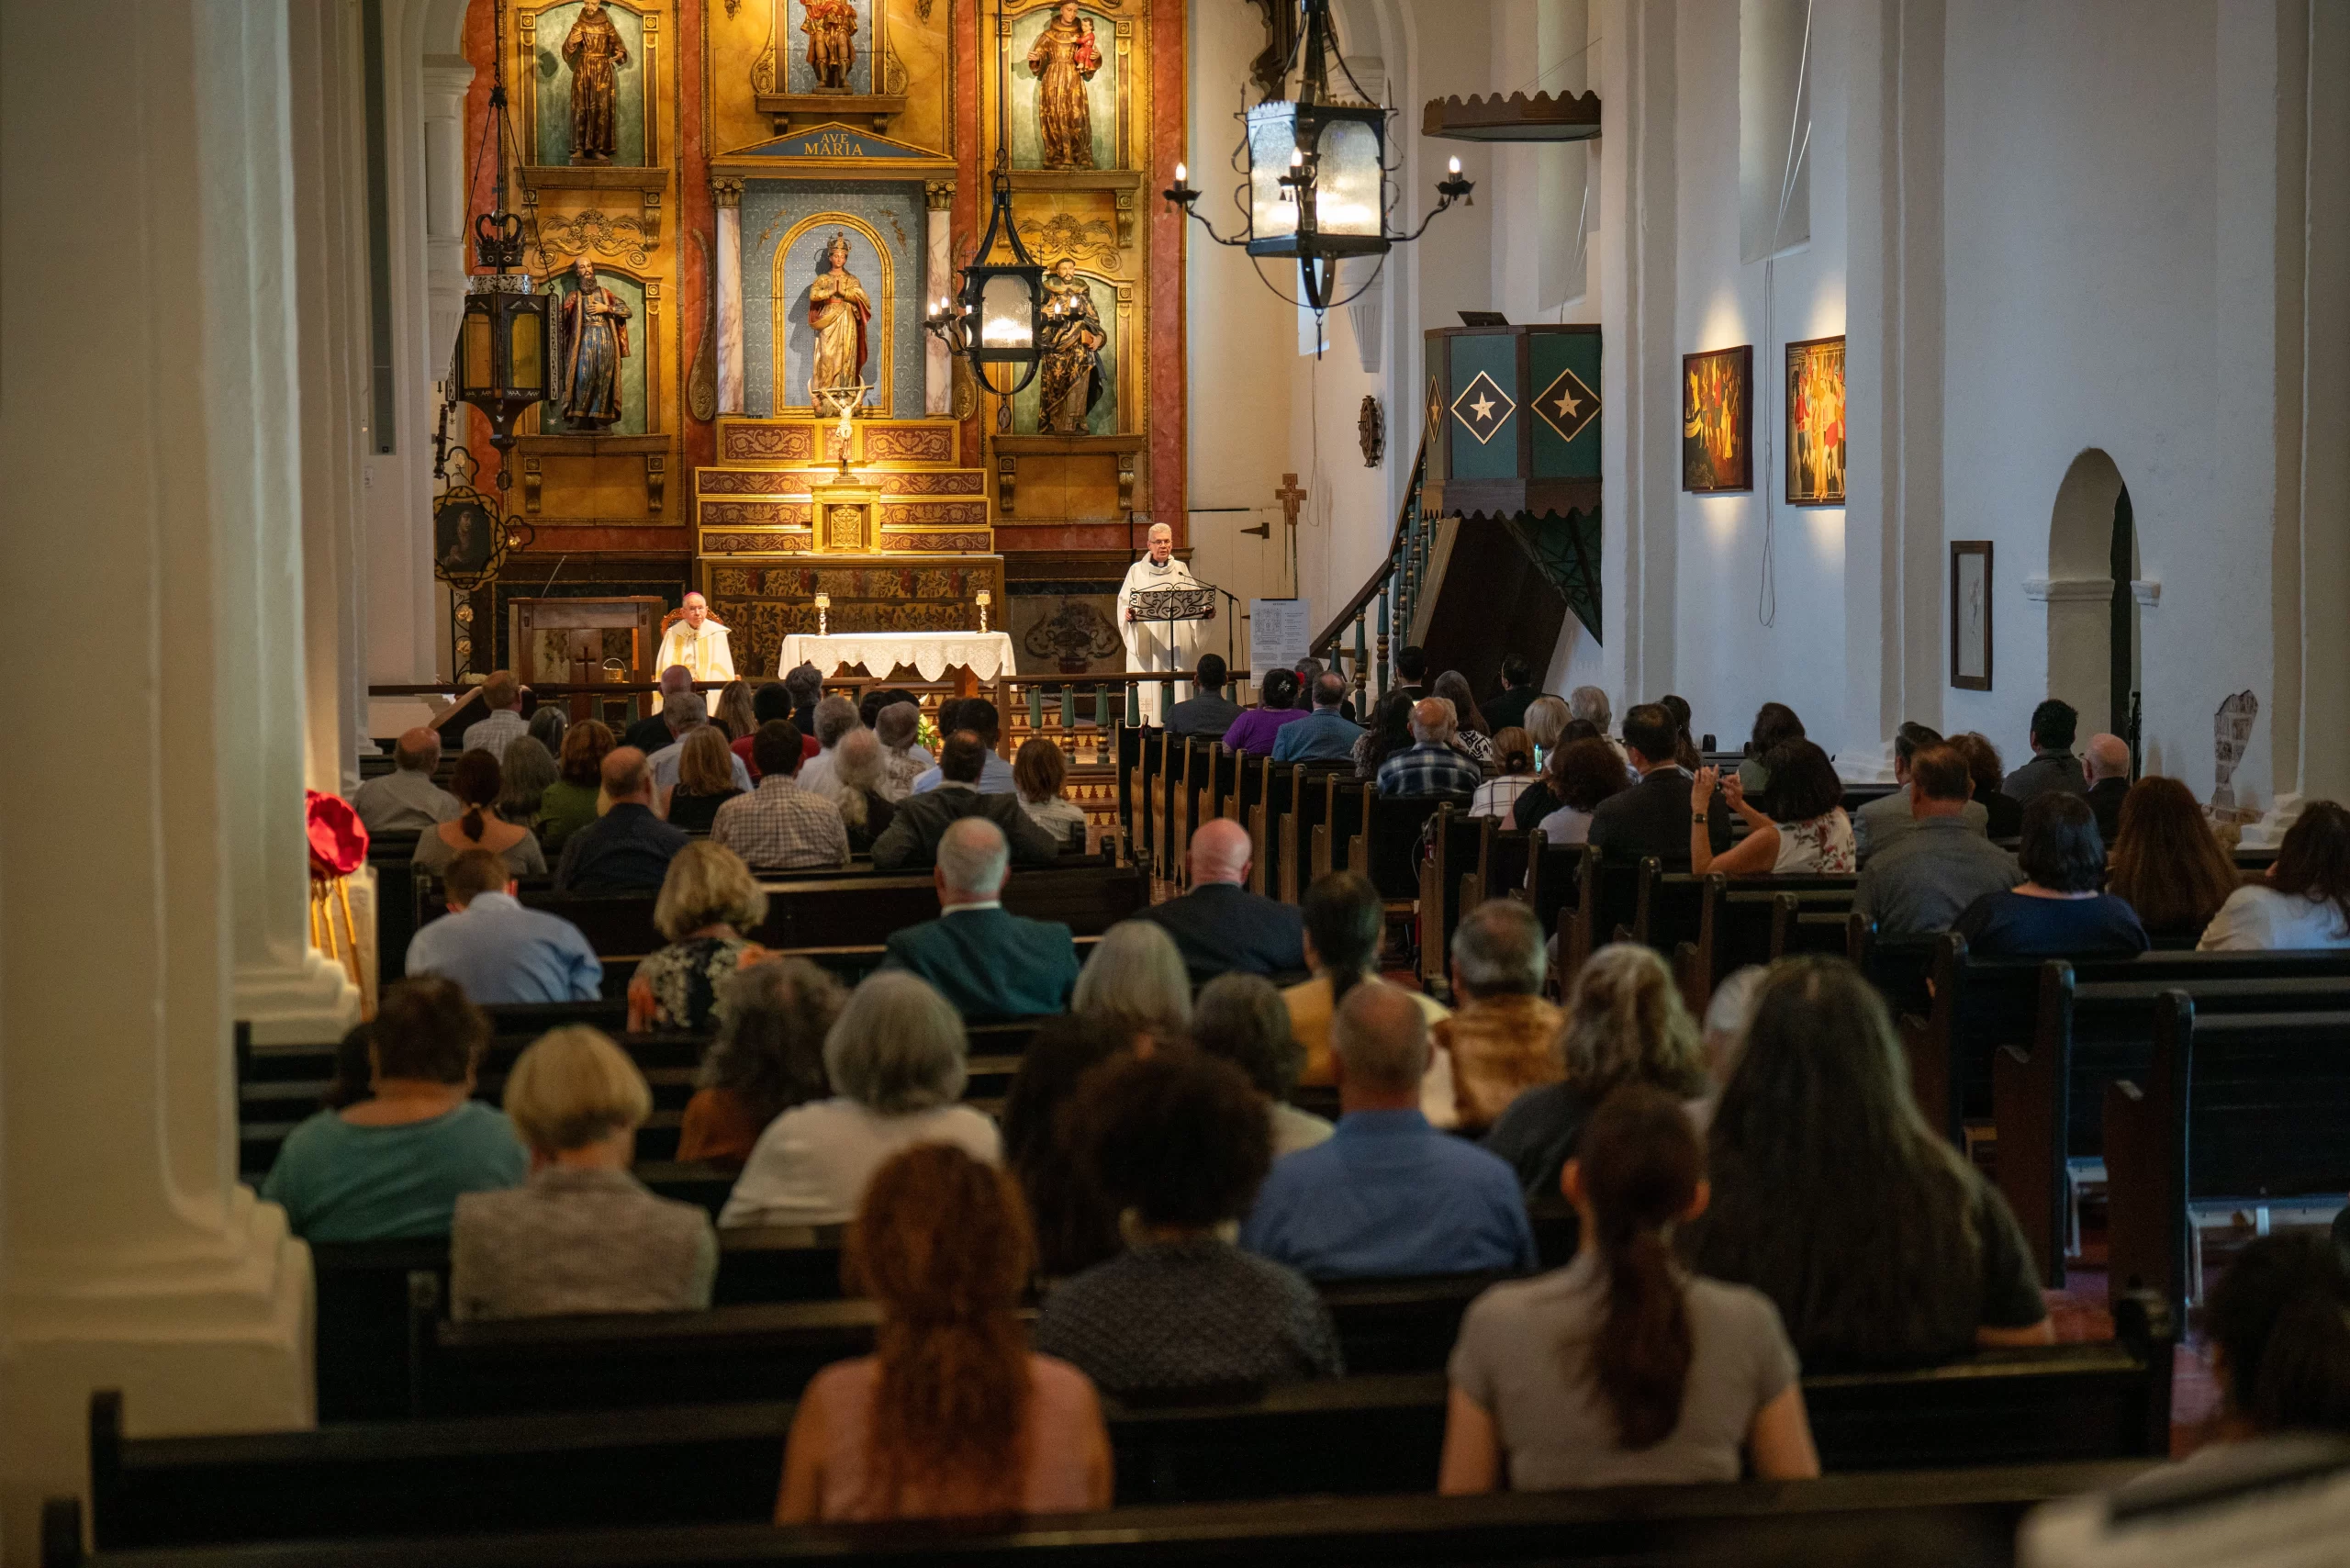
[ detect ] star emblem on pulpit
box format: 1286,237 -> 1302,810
1426,375 -> 1443,438
1534,363 -> 1602,443
1449,370 -> 1516,446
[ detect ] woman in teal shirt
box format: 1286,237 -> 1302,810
262,977 -> 526,1241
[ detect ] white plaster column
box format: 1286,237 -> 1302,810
715,178 -> 747,414
924,179 -> 955,414
293,0 -> 375,799
420,54 -> 476,381
1,0 -> 318,1533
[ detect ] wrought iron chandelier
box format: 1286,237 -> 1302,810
1163,0 -> 1473,312
923,0 -> 1046,397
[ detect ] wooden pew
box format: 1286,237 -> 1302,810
1116,722 -> 1150,868
1311,776 -> 1369,885
2104,993 -> 2350,1322
1150,729 -> 1182,875
1357,791 -> 1472,903
72,1383 -> 2154,1560
1416,807 -> 1493,995
1271,763 -> 1350,904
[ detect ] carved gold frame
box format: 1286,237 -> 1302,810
767,210 -> 897,415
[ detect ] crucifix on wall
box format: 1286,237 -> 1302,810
1244,473 -> 1307,591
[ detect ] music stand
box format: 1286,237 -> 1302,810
1131,585 -> 1216,718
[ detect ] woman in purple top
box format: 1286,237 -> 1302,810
1221,670 -> 1308,756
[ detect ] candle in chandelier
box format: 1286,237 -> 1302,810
1449,156 -> 1461,175
1174,162 -> 1187,184
981,315 -> 1032,347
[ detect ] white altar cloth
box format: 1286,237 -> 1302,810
777,632 -> 1019,684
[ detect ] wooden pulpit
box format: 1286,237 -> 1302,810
509,596 -> 669,721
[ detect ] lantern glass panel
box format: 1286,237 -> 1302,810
979,273 -> 1035,349
1314,118 -> 1382,237
462,309 -> 494,396
509,305 -> 543,392
1247,101 -> 1302,242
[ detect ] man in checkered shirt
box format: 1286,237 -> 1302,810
711,720 -> 851,872
1375,698 -> 1483,798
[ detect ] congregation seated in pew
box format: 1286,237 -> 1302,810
1073,919 -> 1193,1049
1441,1085 -> 1819,1492
1164,652 -> 1241,742
2199,798 -> 2350,951
1035,1052 -> 1342,1399
711,721 -> 850,873
1689,739 -> 1854,877
777,1143 -> 1113,1523
1134,818 -> 1306,986
873,731 -> 1059,869
1851,742 -> 2020,938
1469,726 -> 1537,823
1483,944 -> 1708,1203
1430,900 -> 1561,1136
555,745 -> 690,892
534,719 -> 612,856
1192,972 -> 1332,1159
660,726 -> 744,833
1376,697 -> 1483,797
1953,793 -> 2149,957
626,841 -> 767,1033
406,848 -> 602,1006
882,817 -> 1080,1018
791,694 -> 861,800
413,746 -> 547,879
1505,696 -> 1576,828
1222,668 -> 1307,757
1014,734 -> 1090,849
1241,982 -> 1536,1282
677,957 -> 844,1169
1684,958 -> 2053,1369
872,698 -> 933,801
1950,730 -> 2026,838
1531,735 -> 1630,846
1000,1014 -> 1132,1280
1852,722 -> 1988,860
1271,670 -> 1364,764
262,978 -> 527,1242
351,725 -> 458,834
449,1025 -> 716,1321
720,969 -> 1000,1229
1288,870 -> 1449,1089
1590,704 -> 1729,867
910,698 -> 1017,793
823,729 -> 898,855
648,689 -> 755,804
2103,774 -> 2242,946
496,735 -> 558,840
1431,672 -> 1496,768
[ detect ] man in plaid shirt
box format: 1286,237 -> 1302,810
711,720 -> 851,871
1375,698 -> 1483,797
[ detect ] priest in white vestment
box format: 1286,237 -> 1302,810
1116,523 -> 1204,725
652,592 -> 734,714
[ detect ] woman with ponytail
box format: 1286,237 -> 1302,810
1441,1084 -> 1818,1489
412,747 -> 547,879
777,1142 -> 1113,1521
1288,869 -> 1451,1087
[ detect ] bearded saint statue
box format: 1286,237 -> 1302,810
559,257 -> 632,429
562,0 -> 630,165
807,232 -> 872,402
1026,2 -> 1102,171
801,0 -> 857,92
1036,259 -> 1104,434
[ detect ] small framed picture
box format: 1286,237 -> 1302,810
1682,345 -> 1752,493
1784,335 -> 1846,506
1951,541 -> 1993,690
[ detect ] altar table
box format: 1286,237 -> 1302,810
776,632 -> 1019,686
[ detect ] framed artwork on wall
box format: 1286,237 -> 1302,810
1951,541 -> 1993,690
1785,334 -> 1846,506
1683,345 -> 1752,492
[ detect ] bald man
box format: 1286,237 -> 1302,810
1240,981 -> 1537,1280
1134,816 -> 1307,985
1374,698 -> 1483,797
351,726 -> 460,833
2083,732 -> 2132,844
1116,521 -> 1203,725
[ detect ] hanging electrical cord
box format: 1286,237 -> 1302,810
1756,0 -> 1815,629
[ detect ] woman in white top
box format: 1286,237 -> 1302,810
2200,801 -> 2350,951
1689,740 -> 1854,876
1471,728 -> 1538,822
1015,737 -> 1090,849
720,970 -> 999,1227
872,701 -> 934,802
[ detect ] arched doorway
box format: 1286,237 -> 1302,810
2042,449 -> 2139,740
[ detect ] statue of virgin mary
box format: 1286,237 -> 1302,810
807,231 -> 872,401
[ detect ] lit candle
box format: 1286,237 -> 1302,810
1449,156 -> 1461,174
1174,162 -> 1188,183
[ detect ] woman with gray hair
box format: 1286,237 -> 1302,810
718,970 -> 1000,1227
678,958 -> 845,1169
1508,696 -> 1576,830
495,735 -> 560,834
827,728 -> 898,853
873,700 -> 933,801
1071,919 -> 1191,1047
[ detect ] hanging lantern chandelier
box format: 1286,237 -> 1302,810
923,0 -> 1046,397
1163,0 -> 1473,312
451,0 -> 554,459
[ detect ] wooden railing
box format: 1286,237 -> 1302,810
1308,431 -> 1428,708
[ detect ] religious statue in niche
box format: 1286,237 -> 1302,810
807,231 -> 873,401
562,0 -> 631,165
558,257 -> 632,429
1036,259 -> 1105,433
801,0 -> 857,92
1027,2 -> 1103,171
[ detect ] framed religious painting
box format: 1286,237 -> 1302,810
1785,334 -> 1846,507
1682,345 -> 1751,492
1951,541 -> 1993,690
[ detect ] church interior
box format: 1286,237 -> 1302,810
8,0 -> 2350,1560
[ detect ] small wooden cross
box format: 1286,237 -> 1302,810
1274,472 -> 1308,531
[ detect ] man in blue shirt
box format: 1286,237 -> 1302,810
1241,980 -> 1536,1280
911,697 -> 1018,793
407,848 -> 603,1004
1272,671 -> 1366,765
